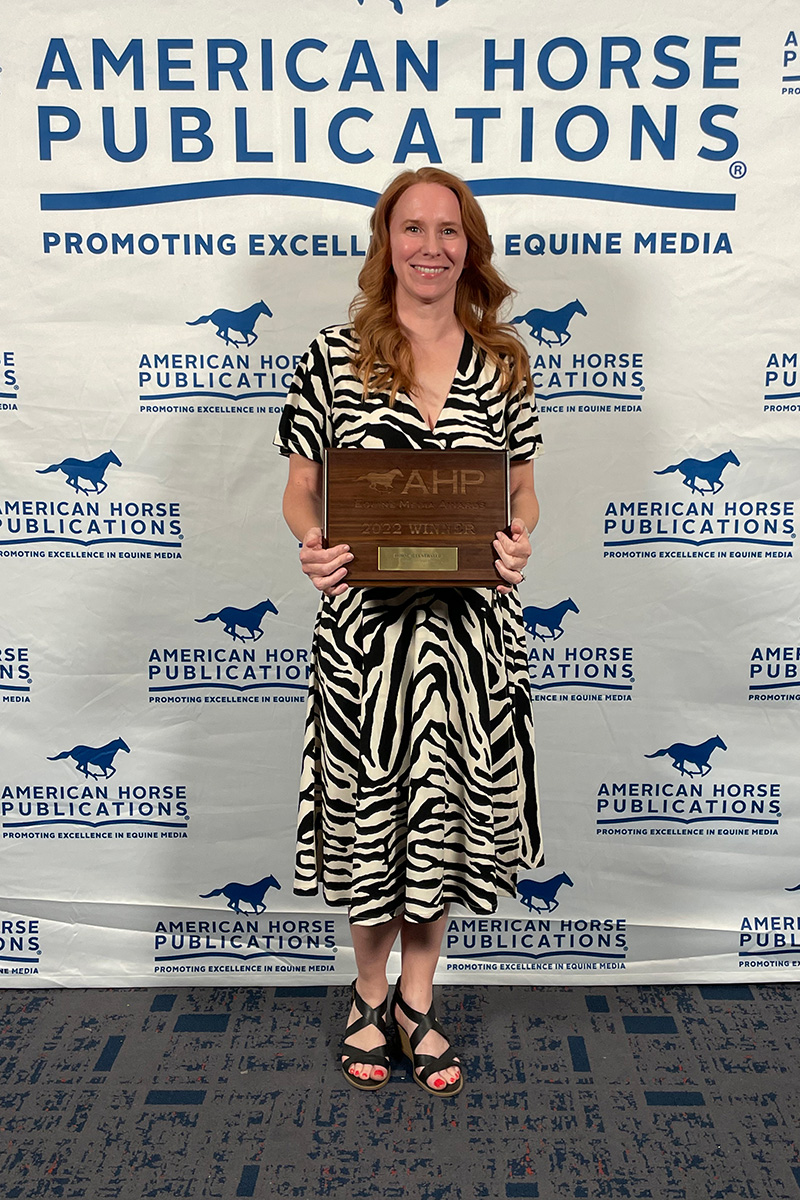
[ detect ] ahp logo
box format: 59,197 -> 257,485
524,597 -> 635,702
186,299 -> 272,348
512,299 -> 587,347
0,350 -> 20,412
644,734 -> 726,777
152,877 -> 337,976
602,448 -> 795,559
748,641 -> 800,702
1,735 -> 191,838
445,868 -> 628,973
654,450 -> 738,495
763,350 -> 799,413
48,736 -> 130,779
37,450 -> 121,495
0,915 -> 41,978
147,595 -> 309,706
357,0 -> 450,10
514,295 -> 645,414
1,646 -> 31,703
739,887 -> 800,969
596,732 -> 781,837
138,298 -> 299,417
0,449 -> 184,558
781,30 -> 800,94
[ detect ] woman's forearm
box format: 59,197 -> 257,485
282,478 -> 323,542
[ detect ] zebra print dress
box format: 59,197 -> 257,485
275,325 -> 544,926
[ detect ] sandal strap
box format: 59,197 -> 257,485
392,981 -> 447,1054
412,1048 -> 461,1086
342,980 -> 390,1067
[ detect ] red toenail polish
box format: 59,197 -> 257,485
434,1079 -> 444,1088
375,1069 -> 385,1077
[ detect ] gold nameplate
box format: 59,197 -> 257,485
378,546 -> 459,572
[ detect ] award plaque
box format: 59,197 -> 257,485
324,448 -> 509,587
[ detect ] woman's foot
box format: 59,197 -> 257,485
341,979 -> 390,1085
392,979 -> 461,1091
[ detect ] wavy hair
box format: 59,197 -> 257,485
349,167 -> 532,404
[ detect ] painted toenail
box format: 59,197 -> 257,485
434,1079 -> 444,1088
374,1069 -> 385,1077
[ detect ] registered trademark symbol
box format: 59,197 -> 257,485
640,386 -> 645,392
179,534 -> 184,539
14,384 -> 18,390
729,160 -> 747,179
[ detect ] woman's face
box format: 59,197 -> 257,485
388,182 -> 468,311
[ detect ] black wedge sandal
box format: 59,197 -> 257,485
340,980 -> 392,1091
391,977 -> 463,1096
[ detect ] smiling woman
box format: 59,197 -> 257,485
275,167 -> 544,1097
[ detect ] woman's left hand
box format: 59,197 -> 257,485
494,517 -> 531,594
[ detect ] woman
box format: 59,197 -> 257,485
275,167 -> 543,1096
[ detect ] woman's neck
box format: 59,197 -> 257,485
395,296 -> 462,348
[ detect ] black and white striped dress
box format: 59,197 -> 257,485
275,325 -> 544,926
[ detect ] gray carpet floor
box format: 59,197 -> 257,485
2,982 -> 800,1198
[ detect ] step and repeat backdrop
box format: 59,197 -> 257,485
1,0 -> 799,987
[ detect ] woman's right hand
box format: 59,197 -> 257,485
299,527 -> 352,596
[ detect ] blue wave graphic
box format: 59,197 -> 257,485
155,950 -> 335,963
764,391 -> 800,401
0,685 -> 31,693
597,816 -> 779,827
604,536 -> 794,548
42,178 -> 381,212
140,391 -> 286,403
530,681 -> 632,693
4,819 -> 188,829
537,390 -> 643,403
739,948 -> 800,958
0,536 -> 182,548
748,681 -> 799,692
40,175 -> 736,213
0,955 -> 40,964
449,950 -> 626,962
149,682 -> 306,694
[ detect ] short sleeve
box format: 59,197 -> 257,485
506,379 -> 543,462
273,333 -> 334,463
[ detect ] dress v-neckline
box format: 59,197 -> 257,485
406,329 -> 472,434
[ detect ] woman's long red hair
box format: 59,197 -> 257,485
349,167 -> 532,404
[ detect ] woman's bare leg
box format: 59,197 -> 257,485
395,907 -> 460,1088
343,914 -> 403,1081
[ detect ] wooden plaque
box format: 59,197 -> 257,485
324,448 -> 509,587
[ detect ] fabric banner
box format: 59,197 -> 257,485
1,0 -> 799,986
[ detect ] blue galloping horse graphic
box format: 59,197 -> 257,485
512,299 -> 587,347
195,599 -> 278,642
200,876 -> 282,914
357,0 -> 450,10
645,735 -> 727,777
654,450 -> 740,495
48,737 -> 131,779
522,598 -> 579,641
37,450 -> 121,495
517,872 -> 574,913
186,300 -> 273,347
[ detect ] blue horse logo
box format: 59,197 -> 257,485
654,450 -> 740,495
645,735 -> 727,777
522,598 -> 579,641
357,0 -> 450,10
200,876 -> 282,914
48,737 -> 130,780
37,450 -> 121,495
195,599 -> 278,642
512,299 -> 587,347
517,871 -> 574,913
186,300 -> 273,347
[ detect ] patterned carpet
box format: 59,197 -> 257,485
2,982 -> 800,1198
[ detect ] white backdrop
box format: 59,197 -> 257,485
1,0 -> 799,987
